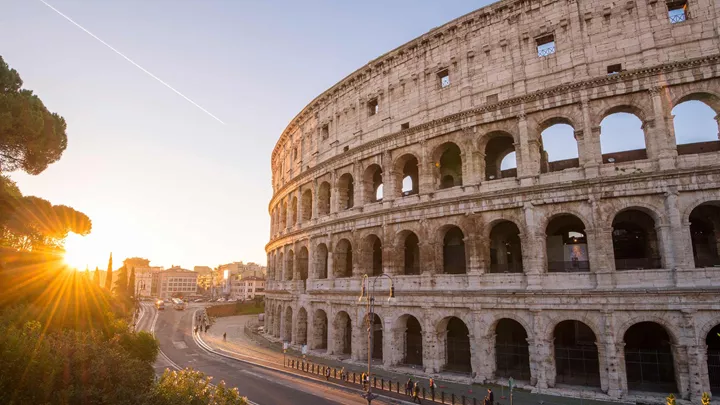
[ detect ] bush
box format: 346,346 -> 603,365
148,368 -> 247,405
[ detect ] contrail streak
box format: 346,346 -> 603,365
39,0 -> 226,125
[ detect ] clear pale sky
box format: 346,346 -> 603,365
2,1 -> 716,270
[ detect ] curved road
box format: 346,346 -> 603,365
139,303 -> 389,405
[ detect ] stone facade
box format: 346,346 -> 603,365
265,0 -> 720,402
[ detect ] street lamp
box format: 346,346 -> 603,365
358,273 -> 396,405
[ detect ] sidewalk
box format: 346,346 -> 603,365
201,315 -> 636,405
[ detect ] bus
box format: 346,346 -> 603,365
171,298 -> 186,310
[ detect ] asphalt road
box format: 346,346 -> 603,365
140,303 -> 392,405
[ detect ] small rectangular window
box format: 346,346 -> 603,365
368,98 -> 379,116
321,124 -> 329,140
293,147 -> 298,160
438,69 -> 450,88
401,122 -> 410,130
486,94 -> 499,104
536,34 -> 556,57
667,0 -> 687,23
607,64 -> 622,75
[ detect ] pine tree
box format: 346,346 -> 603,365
104,253 -> 113,290
114,265 -> 128,297
93,266 -> 100,286
128,267 -> 136,298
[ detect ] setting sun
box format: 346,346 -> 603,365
63,232 -> 91,270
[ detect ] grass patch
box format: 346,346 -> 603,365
206,301 -> 265,318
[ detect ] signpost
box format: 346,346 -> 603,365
283,342 -> 288,366
509,377 -> 514,405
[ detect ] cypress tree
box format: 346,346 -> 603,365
104,253 -> 113,290
128,267 -> 136,297
93,266 -> 100,286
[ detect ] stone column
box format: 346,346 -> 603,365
475,151 -> 486,182
672,343 -> 692,400
465,234 -> 482,275
423,329 -> 442,374
352,316 -> 366,361
330,171 -> 338,214
385,321 -> 401,367
295,190 -> 303,227
656,222 -> 675,270
523,203 -> 544,289
382,243 -> 398,276
353,162 -> 363,210
681,310 -> 705,401
580,100 -> 601,178
462,133 -> 478,186
419,141 -> 433,195
327,240 -> 335,280
293,243 -> 300,281
665,188 -> 694,270
312,179 -> 319,220
600,311 -> 624,398
649,86 -> 678,170
420,241 -> 438,275
382,151 -> 396,204
307,241 -> 315,281
516,113 -> 540,182
327,310 -> 337,355
528,310 -> 551,388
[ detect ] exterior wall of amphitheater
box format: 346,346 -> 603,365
265,0 -> 720,402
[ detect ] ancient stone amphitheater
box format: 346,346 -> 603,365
264,0 -> 720,401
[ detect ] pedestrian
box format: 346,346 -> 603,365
223,332 -> 227,341
405,378 -> 413,396
325,367 -> 331,381
340,367 -> 345,381
485,388 -> 494,405
412,381 -> 422,404
361,372 -> 366,389
429,377 -> 435,399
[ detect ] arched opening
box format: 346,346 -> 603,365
554,320 -> 600,387
283,306 -> 293,342
315,243 -> 328,279
600,110 -> 647,164
395,154 -> 419,197
443,226 -> 466,274
338,173 -> 354,210
312,309 -> 328,350
689,202 -> 720,268
485,134 -> 516,180
434,142 -> 463,189
495,319 -> 531,380
318,181 -> 331,216
672,95 -> 720,156
298,247 -> 308,282
280,201 -> 288,229
290,196 -> 298,226
401,231 -> 420,275
301,189 -> 312,221
706,324 -> 720,394
546,214 -> 590,272
540,121 -> 579,173
364,164 -> 384,203
296,307 -> 308,346
366,313 -> 383,360
277,252 -> 284,281
489,221 -> 524,273
400,315 -> 423,366
334,311 -> 352,356
612,209 -> 662,270
624,322 -> 677,393
444,317 -> 471,373
286,250 -> 294,281
334,239 -> 353,278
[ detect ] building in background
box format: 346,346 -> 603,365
218,261 -> 267,279
156,266 -> 199,299
229,276 -> 265,301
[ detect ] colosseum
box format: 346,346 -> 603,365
264,0 -> 720,402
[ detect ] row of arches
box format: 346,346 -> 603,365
268,202 -> 720,280
271,93 -> 720,234
267,304 -> 720,395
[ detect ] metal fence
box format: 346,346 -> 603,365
547,260 -> 590,272
283,355 -> 485,405
624,349 -> 677,393
495,342 -> 531,380
708,349 -> 720,394
614,258 -> 662,270
554,345 -> 601,387
489,263 -> 524,274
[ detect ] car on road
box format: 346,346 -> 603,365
155,300 -> 165,310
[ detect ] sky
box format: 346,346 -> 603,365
2,1 -> 716,270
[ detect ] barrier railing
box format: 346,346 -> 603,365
282,355 -> 485,405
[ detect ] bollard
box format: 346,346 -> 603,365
352,373 -> 356,384
396,381 -> 400,393
451,393 -> 455,405
373,376 -> 377,388
422,387 -> 425,399
333,369 -> 337,378
441,392 -> 445,404
381,379 -> 384,390
462,395 -> 466,405
473,398 -> 477,405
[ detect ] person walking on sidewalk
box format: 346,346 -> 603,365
412,381 -> 422,404
340,367 -> 345,381
429,377 -> 435,399
325,367 -> 331,381
405,378 -> 413,396
223,332 -> 227,341
484,388 -> 494,405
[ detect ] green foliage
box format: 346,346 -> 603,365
114,265 -> 129,296
117,330 -> 159,363
0,55 -> 67,175
148,368 -> 247,405
0,308 -> 155,405
701,392 -> 710,405
128,267 -> 136,296
104,253 -> 113,290
666,393 -> 676,405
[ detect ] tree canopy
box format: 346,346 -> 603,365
0,55 -> 67,175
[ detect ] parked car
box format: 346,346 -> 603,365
155,300 -> 165,310
217,298 -> 226,302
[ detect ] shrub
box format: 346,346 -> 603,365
148,368 -> 247,405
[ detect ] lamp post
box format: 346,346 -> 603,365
358,273 -> 396,405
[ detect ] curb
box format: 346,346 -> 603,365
190,310 -> 415,405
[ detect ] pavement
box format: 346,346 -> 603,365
137,303 -> 402,405
200,314 -> 631,405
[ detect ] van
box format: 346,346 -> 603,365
155,300 -> 165,310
